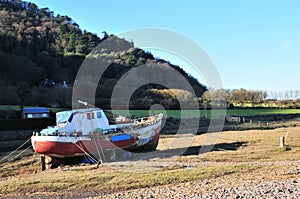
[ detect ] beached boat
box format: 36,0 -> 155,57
31,106 -> 163,168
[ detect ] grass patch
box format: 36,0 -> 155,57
110,109 -> 300,119
1,105 -> 300,119
0,163 -> 252,195
185,126 -> 300,162
0,105 -> 66,113
0,105 -> 21,111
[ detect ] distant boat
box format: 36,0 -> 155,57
31,105 -> 163,169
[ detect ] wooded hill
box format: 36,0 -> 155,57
0,0 -> 207,109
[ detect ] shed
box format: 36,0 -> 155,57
23,107 -> 49,119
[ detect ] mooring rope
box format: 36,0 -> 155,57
0,138 -> 32,164
8,144 -> 32,162
65,134 -> 98,164
96,134 -> 107,163
30,151 -> 37,167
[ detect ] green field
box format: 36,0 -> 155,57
0,105 -> 66,113
110,109 -> 300,119
226,109 -> 300,116
1,105 -> 300,119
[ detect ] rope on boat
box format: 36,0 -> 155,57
30,151 -> 37,167
9,144 -> 32,162
65,134 -> 98,164
92,134 -> 103,164
0,138 -> 32,165
92,134 -> 107,166
76,141 -> 98,164
96,134 -> 107,164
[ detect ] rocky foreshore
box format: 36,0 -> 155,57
98,177 -> 299,199
96,160 -> 300,199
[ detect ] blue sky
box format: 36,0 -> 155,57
31,0 -> 300,91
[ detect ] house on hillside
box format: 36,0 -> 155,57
22,107 -> 49,119
39,78 -> 55,88
39,78 -> 69,88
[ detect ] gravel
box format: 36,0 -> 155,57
94,177 -> 299,199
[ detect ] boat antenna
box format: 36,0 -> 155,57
77,100 -> 119,118
78,100 -> 95,108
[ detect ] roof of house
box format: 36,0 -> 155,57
23,107 -> 49,114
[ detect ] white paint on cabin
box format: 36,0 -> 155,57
55,108 -> 110,135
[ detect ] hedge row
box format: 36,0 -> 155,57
0,118 -> 55,130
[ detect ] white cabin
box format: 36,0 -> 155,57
53,108 -> 110,135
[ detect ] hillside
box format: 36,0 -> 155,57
0,0 -> 207,109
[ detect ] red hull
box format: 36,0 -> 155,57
32,137 -> 139,158
32,119 -> 162,160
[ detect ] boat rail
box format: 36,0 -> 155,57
33,113 -> 162,138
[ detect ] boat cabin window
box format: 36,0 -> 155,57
87,112 -> 95,120
97,111 -> 101,118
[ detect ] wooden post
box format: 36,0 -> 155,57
41,155 -> 46,171
280,137 -> 285,147
111,148 -> 116,161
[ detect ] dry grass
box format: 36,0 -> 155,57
0,161 -> 252,196
181,126 -> 300,162
0,125 -> 299,197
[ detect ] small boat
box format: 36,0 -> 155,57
31,105 -> 163,168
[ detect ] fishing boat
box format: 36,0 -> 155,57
31,104 -> 163,169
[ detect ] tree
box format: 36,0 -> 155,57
102,31 -> 109,40
202,90 -> 211,117
16,82 -> 31,109
28,2 -> 38,14
64,32 -> 76,54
